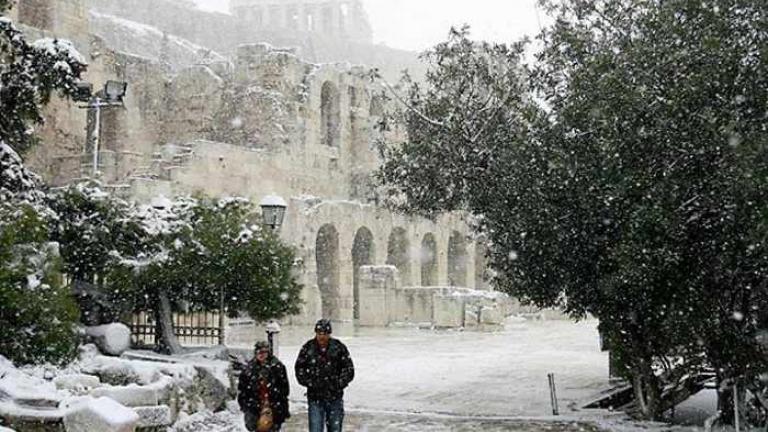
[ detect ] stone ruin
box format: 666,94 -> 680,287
9,0 -> 516,329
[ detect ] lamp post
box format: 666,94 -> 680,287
259,195 -> 287,354
76,80 -> 128,178
259,194 -> 287,231
265,320 -> 281,356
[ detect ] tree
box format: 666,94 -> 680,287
0,2 -> 86,365
376,1 -> 768,421
107,196 -> 302,354
0,143 -> 80,365
48,182 -> 142,324
187,198 -> 303,323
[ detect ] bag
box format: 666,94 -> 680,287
257,406 -> 273,432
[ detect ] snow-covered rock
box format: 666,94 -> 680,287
90,384 -> 159,407
0,357 -> 60,409
0,426 -> 17,431
63,396 -> 139,432
86,324 -> 131,356
54,374 -> 102,394
134,405 -> 172,428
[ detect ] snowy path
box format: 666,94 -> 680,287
176,317 -> 716,430
276,318 -> 610,417
190,318 -> 619,431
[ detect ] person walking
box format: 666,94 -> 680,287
294,319 -> 355,432
238,341 -> 291,432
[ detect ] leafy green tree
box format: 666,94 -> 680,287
47,182 -> 141,324
377,1 -> 768,420
107,197 -> 302,354
189,198 -> 302,322
0,206 -> 79,365
0,2 -> 86,365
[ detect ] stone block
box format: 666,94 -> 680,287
63,396 -> 139,432
433,295 -> 465,328
54,374 -> 102,393
133,405 -> 171,428
358,265 -> 399,326
480,306 -> 504,325
90,385 -> 158,408
86,324 -> 131,356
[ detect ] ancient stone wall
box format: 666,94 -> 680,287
13,1 -> 496,328
87,0 -> 424,82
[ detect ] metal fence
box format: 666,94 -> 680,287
129,311 -> 223,348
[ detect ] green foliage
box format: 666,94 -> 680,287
188,200 -> 302,321
105,196 -> 302,325
0,1 -> 87,154
377,1 -> 768,420
48,183 -> 141,283
0,206 -> 79,365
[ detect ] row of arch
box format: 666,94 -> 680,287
320,81 -> 383,148
316,224 -> 489,321
239,1 -> 367,37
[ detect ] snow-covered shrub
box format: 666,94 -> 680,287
0,205 -> 79,365
0,9 -> 87,154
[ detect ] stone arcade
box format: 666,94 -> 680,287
10,0 -> 511,329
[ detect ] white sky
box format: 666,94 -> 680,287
192,0 -> 546,52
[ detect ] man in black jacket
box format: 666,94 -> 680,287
238,341 -> 290,431
294,319 -> 354,432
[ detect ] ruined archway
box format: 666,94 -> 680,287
421,233 -> 438,286
387,227 -> 411,285
352,227 -> 374,320
316,224 -> 340,320
448,231 -> 467,287
321,81 -> 341,147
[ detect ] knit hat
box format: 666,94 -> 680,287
254,340 -> 270,352
314,319 -> 332,334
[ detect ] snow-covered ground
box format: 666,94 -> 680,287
275,318 -> 610,417
198,316 -> 715,430
205,317 -> 637,431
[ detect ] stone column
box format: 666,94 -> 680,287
296,4 -> 307,31
312,4 -> 323,32
330,0 -> 341,36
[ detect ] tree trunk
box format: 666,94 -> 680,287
154,291 -> 182,355
632,359 -> 662,420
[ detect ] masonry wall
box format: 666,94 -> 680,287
13,1 -> 496,328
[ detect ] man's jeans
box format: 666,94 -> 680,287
308,398 -> 344,432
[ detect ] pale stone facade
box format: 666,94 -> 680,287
12,0 -> 501,328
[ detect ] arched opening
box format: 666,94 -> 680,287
421,233 -> 438,286
387,227 -> 411,285
475,241 -> 489,290
352,227 -> 374,320
448,231 -> 467,287
316,224 -> 340,320
321,81 -> 341,147
369,95 -> 384,117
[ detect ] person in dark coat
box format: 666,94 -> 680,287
238,341 -> 290,432
294,319 -> 354,432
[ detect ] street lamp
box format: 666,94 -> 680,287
265,320 -> 281,356
259,194 -> 287,231
77,80 -> 128,178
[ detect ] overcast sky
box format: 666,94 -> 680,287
192,0 -> 546,52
